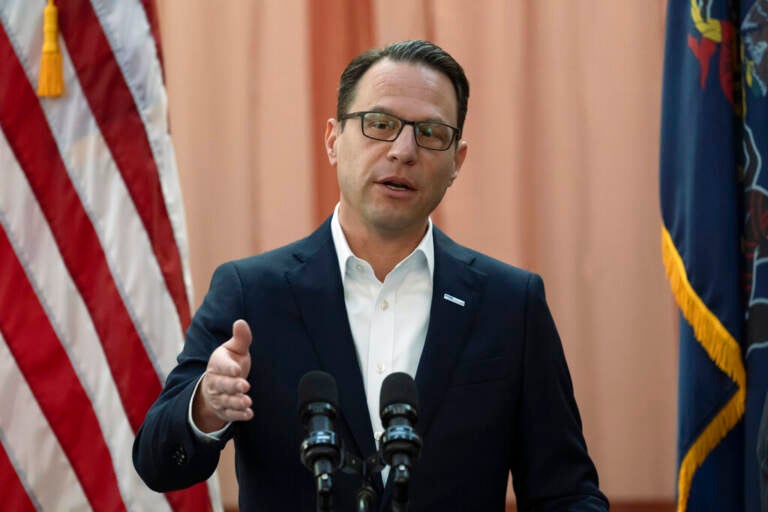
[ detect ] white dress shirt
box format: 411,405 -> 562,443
330,206 -> 433,444
331,205 -> 433,485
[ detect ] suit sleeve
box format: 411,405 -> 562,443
132,262 -> 247,491
510,273 -> 608,511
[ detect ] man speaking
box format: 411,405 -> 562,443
133,40 -> 608,511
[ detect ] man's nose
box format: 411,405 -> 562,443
387,124 -> 418,164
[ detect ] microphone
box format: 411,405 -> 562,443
298,371 -> 342,512
379,372 -> 422,511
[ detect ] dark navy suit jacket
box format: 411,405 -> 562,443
133,219 -> 608,511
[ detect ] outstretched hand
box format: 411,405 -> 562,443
192,319 -> 254,432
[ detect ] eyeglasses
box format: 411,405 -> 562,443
340,111 -> 460,151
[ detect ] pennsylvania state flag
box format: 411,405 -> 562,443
660,0 -> 768,511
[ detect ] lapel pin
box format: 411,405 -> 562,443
443,293 -> 465,307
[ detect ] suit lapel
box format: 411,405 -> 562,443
285,221 -> 377,461
415,228 -> 486,438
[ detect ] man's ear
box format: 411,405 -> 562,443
325,118 -> 339,165
449,139 -> 468,186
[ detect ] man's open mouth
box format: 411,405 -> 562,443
381,180 -> 413,191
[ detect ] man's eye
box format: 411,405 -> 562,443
419,124 -> 446,139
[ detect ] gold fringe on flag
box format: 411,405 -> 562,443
660,226 -> 746,512
37,0 -> 64,98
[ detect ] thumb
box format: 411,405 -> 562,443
226,319 -> 252,355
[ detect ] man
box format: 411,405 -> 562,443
133,40 -> 608,511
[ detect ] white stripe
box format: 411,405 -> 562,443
0,128 -> 173,512
0,331 -> 88,512
0,0 -> 185,380
94,0 -> 195,316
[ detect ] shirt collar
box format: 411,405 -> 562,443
330,203 -> 434,285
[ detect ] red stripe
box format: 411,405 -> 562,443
0,442 -> 36,512
0,229 -> 127,511
165,485 -> 215,512
58,0 -> 191,331
0,21 -> 160,433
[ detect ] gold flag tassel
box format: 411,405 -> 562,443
37,0 -> 64,97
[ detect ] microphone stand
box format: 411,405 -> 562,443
316,470 -> 333,512
343,452 -> 383,512
355,481 -> 377,512
390,462 -> 411,512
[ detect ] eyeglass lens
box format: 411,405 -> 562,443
361,112 -> 454,150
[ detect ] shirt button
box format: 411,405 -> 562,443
380,300 -> 389,311
377,363 -> 386,374
356,264 -> 364,271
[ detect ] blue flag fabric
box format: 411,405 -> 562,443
660,0 -> 768,511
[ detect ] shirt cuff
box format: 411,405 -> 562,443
188,374 -> 231,441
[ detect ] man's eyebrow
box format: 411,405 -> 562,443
366,106 -> 395,115
366,106 -> 450,125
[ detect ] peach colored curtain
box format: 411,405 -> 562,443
157,1 -> 675,508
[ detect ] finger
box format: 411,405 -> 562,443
225,319 -> 252,355
209,393 -> 252,412
204,373 -> 250,396
218,407 -> 254,422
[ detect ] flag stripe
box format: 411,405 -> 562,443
58,0 -> 191,331
0,20 -> 161,433
0,441 -> 37,512
0,329 -> 90,512
0,126 -> 172,512
0,229 -> 126,512
165,484 -> 217,512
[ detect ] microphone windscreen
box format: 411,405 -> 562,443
380,372 -> 418,413
298,370 -> 339,411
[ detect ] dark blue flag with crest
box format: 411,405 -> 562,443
661,0 -> 768,510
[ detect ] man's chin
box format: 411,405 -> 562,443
367,213 -> 429,239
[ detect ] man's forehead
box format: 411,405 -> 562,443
350,59 -> 458,120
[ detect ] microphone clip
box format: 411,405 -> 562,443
300,402 -> 342,475
379,403 -> 422,468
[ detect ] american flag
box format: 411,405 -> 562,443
0,1 -> 221,510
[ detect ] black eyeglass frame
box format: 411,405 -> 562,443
339,111 -> 461,151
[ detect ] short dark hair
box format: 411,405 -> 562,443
337,40 -> 470,136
